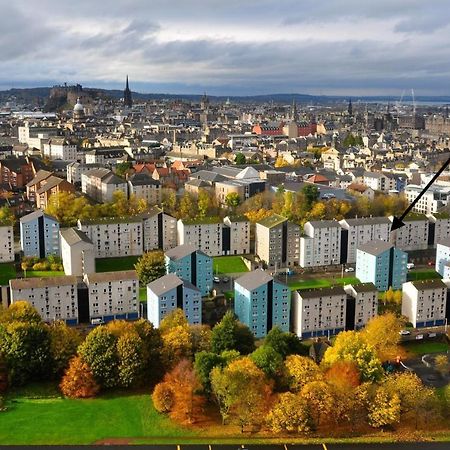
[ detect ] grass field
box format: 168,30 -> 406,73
26,270 -> 65,278
0,384 -> 193,445
213,256 -> 249,274
402,341 -> 449,355
407,269 -> 442,282
287,276 -> 359,291
96,256 -> 140,273
139,286 -> 147,302
0,262 -> 16,285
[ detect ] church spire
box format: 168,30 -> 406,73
124,75 -> 132,108
348,98 -> 353,116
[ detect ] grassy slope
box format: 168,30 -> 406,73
0,389 -> 192,445
288,276 -> 359,291
0,262 -> 16,285
95,256 -> 140,273
213,256 -> 249,274
26,271 -> 65,278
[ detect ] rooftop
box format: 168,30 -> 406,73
257,213 -> 287,228
297,285 -> 346,299
410,279 -> 446,290
147,273 -> 183,296
85,270 -> 138,284
10,275 -> 77,289
235,269 -> 274,291
357,239 -> 393,256
60,228 -> 93,246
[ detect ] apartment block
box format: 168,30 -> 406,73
9,276 -> 79,325
405,185 -> 450,214
436,238 -> 450,279
363,171 -> 396,193
81,168 -> 127,203
300,220 -> 342,268
84,271 -> 139,322
234,269 -> 290,338
140,207 -> 177,252
223,215 -> 250,255
165,244 -> 213,296
60,228 -> 95,277
20,210 -> 60,258
128,173 -> 161,206
428,213 -> 450,246
78,217 -> 143,258
402,279 -> 448,328
343,283 -> 378,330
147,273 -> 201,327
255,214 -> 300,269
339,217 -> 390,264
390,214 -> 429,251
43,138 -> 78,161
0,225 -> 14,263
292,286 -> 346,339
356,240 -> 408,291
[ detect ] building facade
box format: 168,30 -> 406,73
0,225 -> 14,263
60,228 -> 95,277
436,239 -> 450,279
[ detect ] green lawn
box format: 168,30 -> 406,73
0,385 -> 192,445
407,269 -> 442,282
139,286 -> 147,302
213,256 -> 249,274
26,271 -> 65,278
402,341 -> 449,355
288,276 -> 360,292
96,256 -> 140,273
0,262 -> 16,285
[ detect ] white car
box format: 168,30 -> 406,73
399,330 -> 411,336
344,267 -> 355,272
406,263 -> 415,270
213,276 -> 220,283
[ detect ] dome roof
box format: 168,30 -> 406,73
73,98 -> 84,112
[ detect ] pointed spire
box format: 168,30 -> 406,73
126,75 -> 129,90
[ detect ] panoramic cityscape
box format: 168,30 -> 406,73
1,1 -> 450,449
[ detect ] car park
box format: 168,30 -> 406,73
344,267 -> 355,272
213,276 -> 220,283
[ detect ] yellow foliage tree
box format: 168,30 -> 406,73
284,355 -> 322,392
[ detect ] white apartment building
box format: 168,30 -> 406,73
402,279 -> 448,328
0,225 -> 14,263
9,276 -> 79,324
43,138 -> 78,161
78,217 -> 143,258
177,218 -> 223,257
363,172 -> 396,193
66,162 -> 103,184
344,283 -> 378,329
390,215 -> 429,251
339,217 -> 390,264
84,271 -> 139,321
300,220 -> 342,268
60,228 -> 95,277
81,168 -> 127,203
128,173 -> 161,205
140,208 -> 177,252
292,286 -> 347,338
436,238 -> 450,279
405,185 -> 450,214
255,214 -> 300,268
223,216 -> 250,255
428,214 -> 450,246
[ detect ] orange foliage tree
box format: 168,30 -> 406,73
60,356 -> 100,398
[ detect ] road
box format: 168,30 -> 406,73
2,443 -> 449,449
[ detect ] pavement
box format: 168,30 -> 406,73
2,443 -> 449,449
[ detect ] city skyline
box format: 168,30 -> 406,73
2,0 -> 450,96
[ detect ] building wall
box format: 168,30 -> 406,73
0,226 -> 14,263
300,222 -> 341,267
223,217 -> 250,255
20,214 -> 60,258
128,182 -> 161,205
10,281 -> 78,324
394,219 -> 429,251
147,285 -> 177,328
177,220 -> 223,256
344,285 -> 378,329
436,243 -> 450,277
61,239 -> 95,277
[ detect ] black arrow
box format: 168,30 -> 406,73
390,156 -> 450,232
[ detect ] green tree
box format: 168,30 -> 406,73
115,161 -> 133,178
48,321 -> 82,375
322,330 -> 383,382
250,345 -> 283,378
264,326 -> 307,358
134,250 -> 166,286
197,189 -> 212,219
302,184 -> 319,209
194,351 -> 224,394
225,192 -> 241,209
0,206 -> 14,225
179,191 -> 197,219
234,153 -> 246,165
117,331 -> 145,387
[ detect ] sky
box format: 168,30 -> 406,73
1,0 -> 450,96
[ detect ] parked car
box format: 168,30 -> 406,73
213,276 -> 220,283
399,330 -> 411,336
222,277 -> 229,283
407,263 -> 415,270
91,318 -> 104,325
344,267 -> 355,273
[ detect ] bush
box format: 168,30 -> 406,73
152,382 -> 175,413
60,356 -> 100,398
32,261 -> 50,271
50,263 -> 63,271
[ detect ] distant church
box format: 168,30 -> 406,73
124,75 -> 133,108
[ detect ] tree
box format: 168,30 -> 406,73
197,189 -> 212,219
0,301 -> 42,324
162,325 -> 193,367
0,206 -> 14,225
361,313 -> 404,360
225,192 -> 241,209
264,327 -> 307,358
178,191 -> 197,219
190,324 -> 212,354
435,355 -> 449,377
368,386 -> 401,428
0,320 -> 52,386
194,351 -> 224,395
115,161 -> 133,178
161,188 -> 177,213
234,153 -> 246,165
284,355 -> 322,392
325,360 -> 360,391
46,191 -> 94,227
300,380 -> 334,428
302,184 -> 319,209
211,357 -> 272,431
321,331 -> 383,382
152,382 -> 175,413
48,321 -> 82,375
385,287 -> 395,303
250,345 -> 283,379
266,392 -> 312,434
78,327 -> 119,388
60,356 -> 99,398
134,250 -> 166,286
211,311 -> 254,355
117,331 -> 145,387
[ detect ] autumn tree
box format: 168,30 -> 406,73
325,360 -> 360,391
266,392 -> 312,434
284,355 -> 322,392
45,191 -> 94,227
321,330 -> 383,382
0,206 -> 14,225
178,191 -> 197,219
134,250 -> 166,286
368,386 -> 401,428
0,301 -> 42,324
361,313 -> 404,360
250,345 -> 284,379
300,380 -> 334,428
211,357 -> 272,432
152,382 -> 175,413
225,192 -> 241,209
435,354 -> 449,377
60,356 -> 100,398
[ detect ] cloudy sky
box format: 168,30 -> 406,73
1,0 -> 450,96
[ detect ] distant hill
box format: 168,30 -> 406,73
1,86 -> 449,106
